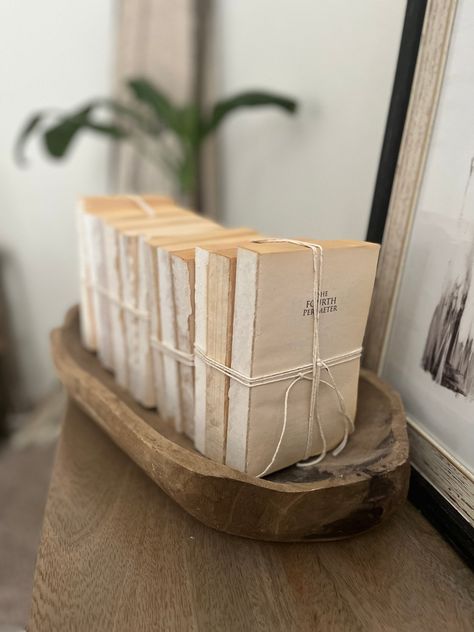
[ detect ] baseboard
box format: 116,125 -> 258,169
407,421 -> 474,569
408,421 -> 473,524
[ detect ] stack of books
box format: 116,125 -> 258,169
78,195 -> 379,476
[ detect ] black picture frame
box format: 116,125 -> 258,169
367,0 -> 428,244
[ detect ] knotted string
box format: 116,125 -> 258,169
195,238 -> 357,477
257,239 -> 356,474
193,346 -> 361,388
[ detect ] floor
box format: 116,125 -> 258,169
0,390 -> 63,630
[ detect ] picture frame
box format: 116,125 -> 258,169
364,0 -> 473,567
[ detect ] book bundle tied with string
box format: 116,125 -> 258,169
78,195 -> 379,477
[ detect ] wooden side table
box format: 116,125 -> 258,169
29,400 -> 474,631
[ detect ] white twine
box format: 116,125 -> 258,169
195,238 -> 358,477
88,280 -> 149,320
123,194 -> 158,371
122,197 -> 195,368
193,346 -> 361,388
126,195 -> 157,217
150,337 -> 195,367
83,195 -> 158,318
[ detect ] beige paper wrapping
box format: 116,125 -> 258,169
225,241 -> 379,476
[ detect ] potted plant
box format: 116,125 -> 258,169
16,77 -> 298,210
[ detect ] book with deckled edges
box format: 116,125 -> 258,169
194,245 -> 239,459
98,208 -> 192,387
118,215 -> 219,407
143,226 -> 244,422
77,195 -> 172,352
193,237 -> 262,458
161,230 -> 261,436
90,204 -> 186,373
217,240 -> 380,476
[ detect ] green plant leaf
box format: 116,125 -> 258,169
15,97 -> 156,166
43,107 -> 129,158
176,137 -> 199,198
88,98 -> 161,134
128,78 -> 180,133
43,107 -> 91,158
15,110 -> 57,165
202,91 -> 298,137
87,122 -> 129,139
176,105 -> 200,145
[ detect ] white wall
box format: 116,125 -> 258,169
214,0 -> 406,239
0,0 -> 114,406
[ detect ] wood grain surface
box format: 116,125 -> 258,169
29,401 -> 474,632
50,307 -> 409,541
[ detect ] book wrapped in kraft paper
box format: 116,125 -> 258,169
143,227 -> 233,421
199,240 -> 380,477
77,195 -> 171,352
118,216 -> 219,407
89,203 -> 184,373
161,230 -> 260,436
143,227 -> 251,424
101,209 -> 196,389
194,245 -> 241,459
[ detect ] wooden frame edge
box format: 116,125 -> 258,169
364,0 -> 458,372
407,420 -> 474,525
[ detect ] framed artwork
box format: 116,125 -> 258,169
365,0 -> 473,564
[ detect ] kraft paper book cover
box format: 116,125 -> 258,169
160,230 -> 260,436
118,216 -> 218,406
97,209 -> 195,387
222,240 -> 379,476
77,195 -> 171,351
143,226 -> 231,421
194,245 -> 239,460
90,206 -> 186,373
142,226 -> 248,422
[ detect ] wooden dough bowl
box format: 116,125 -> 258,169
51,307 -> 410,542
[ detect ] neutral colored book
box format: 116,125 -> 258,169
92,206 -> 186,372
194,245 -> 239,460
159,230 -> 260,436
200,240 -> 379,476
96,208 -> 192,382
77,195 -> 171,351
119,217 -> 219,407
143,226 -> 236,422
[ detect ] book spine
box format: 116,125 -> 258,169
105,224 -> 128,388
204,253 -> 233,464
171,255 -> 195,439
158,248 -> 182,430
119,234 -> 142,404
193,248 -> 210,453
92,217 -> 114,371
135,238 -> 156,407
147,245 -> 170,420
78,210 -> 97,350
225,249 -> 259,471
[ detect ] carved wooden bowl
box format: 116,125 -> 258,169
51,307 -> 410,542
